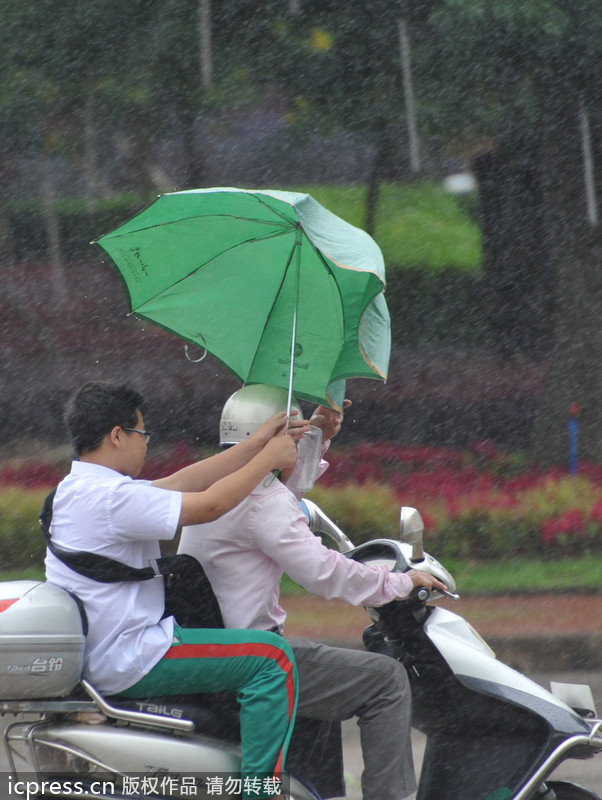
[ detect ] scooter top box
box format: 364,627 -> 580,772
0,581 -> 85,699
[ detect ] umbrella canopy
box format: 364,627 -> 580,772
94,187 -> 391,410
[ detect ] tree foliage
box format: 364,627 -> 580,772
3,0 -> 602,462
418,0 -> 602,464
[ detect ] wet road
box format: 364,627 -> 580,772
337,670 -> 602,800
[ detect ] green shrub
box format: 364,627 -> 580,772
295,182 -> 482,271
386,267 -> 486,347
307,466 -> 602,561
430,516 -> 544,560
307,482 -> 400,545
5,444 -> 602,574
8,193 -> 154,261
0,489 -> 47,571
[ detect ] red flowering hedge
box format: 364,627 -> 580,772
307,442 -> 602,558
2,441 -> 602,567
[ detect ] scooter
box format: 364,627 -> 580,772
0,502 -> 601,800
302,499 -> 602,800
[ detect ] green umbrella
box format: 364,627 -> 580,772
93,187 -> 390,411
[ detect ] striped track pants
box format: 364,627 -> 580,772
118,625 -> 298,798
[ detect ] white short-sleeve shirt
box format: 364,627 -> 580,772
45,460 -> 182,694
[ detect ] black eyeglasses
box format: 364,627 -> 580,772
123,427 -> 151,444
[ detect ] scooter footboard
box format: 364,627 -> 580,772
417,732 -> 543,800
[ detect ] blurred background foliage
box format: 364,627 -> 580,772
6,441 -> 602,585
3,0 -> 602,469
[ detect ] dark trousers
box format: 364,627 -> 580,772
288,637 -> 416,800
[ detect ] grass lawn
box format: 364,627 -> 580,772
1,567 -> 45,583
289,181 -> 482,271
3,557 -> 602,601
281,554 -> 602,596
4,556 -> 602,596
445,555 -> 602,595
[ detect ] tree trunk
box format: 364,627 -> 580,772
180,103 -> 207,189
82,87 -> 109,207
198,0 -> 212,92
365,127 -> 394,236
530,86 -> 602,466
473,132 -> 553,359
40,155 -> 67,307
0,146 -> 16,264
397,17 -> 420,174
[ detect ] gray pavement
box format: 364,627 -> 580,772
335,670 -> 602,800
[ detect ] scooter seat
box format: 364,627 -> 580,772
107,691 -> 241,741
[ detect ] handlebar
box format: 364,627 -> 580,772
411,586 -> 430,603
410,585 -> 460,602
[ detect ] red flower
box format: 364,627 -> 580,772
541,509 -> 586,545
590,501 -> 602,527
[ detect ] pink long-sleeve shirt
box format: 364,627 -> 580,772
178,472 -> 414,633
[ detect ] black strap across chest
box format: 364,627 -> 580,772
39,488 -> 162,583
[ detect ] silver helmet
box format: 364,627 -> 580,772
219,384 -> 302,445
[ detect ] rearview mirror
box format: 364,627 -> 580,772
300,499 -> 354,553
399,507 -> 424,563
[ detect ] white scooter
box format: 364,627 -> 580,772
302,499 -> 602,800
0,502 -> 601,800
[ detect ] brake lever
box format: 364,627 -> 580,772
440,588 -> 460,601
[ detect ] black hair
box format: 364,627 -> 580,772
64,381 -> 147,456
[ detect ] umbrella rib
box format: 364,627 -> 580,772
103,213 -> 291,239
251,193 -> 300,226
303,237 -> 384,329
307,239 -> 347,320
254,195 -> 361,347
244,230 -> 301,382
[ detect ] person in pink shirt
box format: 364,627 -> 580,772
179,384 -> 445,800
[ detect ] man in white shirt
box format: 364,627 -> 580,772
178,384 -> 446,800
45,380 -> 306,799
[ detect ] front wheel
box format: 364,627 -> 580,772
545,780 -> 602,800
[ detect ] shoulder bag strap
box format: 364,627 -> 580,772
39,488 -> 157,584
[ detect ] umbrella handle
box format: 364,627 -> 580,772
184,343 -> 208,363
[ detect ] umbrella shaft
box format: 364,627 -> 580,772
286,235 -> 302,422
